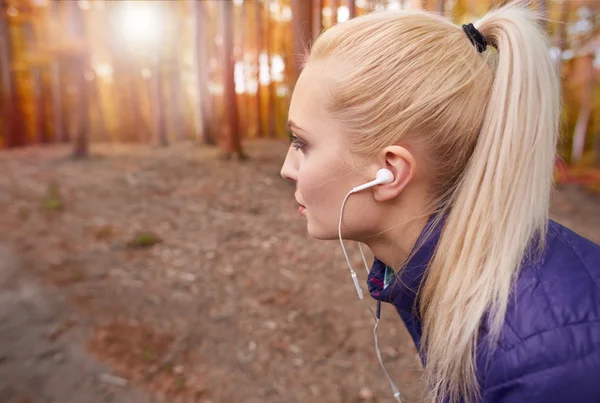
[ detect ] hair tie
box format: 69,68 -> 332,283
462,23 -> 487,53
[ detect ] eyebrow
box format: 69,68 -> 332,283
288,120 -> 310,135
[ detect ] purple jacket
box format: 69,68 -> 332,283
367,219 -> 600,402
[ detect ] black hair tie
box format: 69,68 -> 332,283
462,23 -> 487,53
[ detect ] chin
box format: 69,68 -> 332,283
306,221 -> 339,241
307,217 -> 374,242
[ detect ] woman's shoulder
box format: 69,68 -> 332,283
503,220 -> 600,344
545,219 -> 600,272
481,221 -> 600,401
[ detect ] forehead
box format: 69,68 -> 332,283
288,62 -> 335,133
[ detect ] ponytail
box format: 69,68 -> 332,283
419,3 -> 560,402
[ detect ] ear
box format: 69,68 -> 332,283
372,145 -> 415,202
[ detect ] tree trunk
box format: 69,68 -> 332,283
571,54 -> 594,163
346,0 -> 356,19
313,0 -> 323,39
23,23 -> 46,144
331,0 -> 339,24
166,4 -> 184,142
191,0 -> 214,144
292,0 -> 312,79
0,3 -> 27,148
89,74 -> 108,142
89,2 -> 106,143
0,5 -> 9,103
220,0 -> 245,159
152,56 -> 168,147
437,0 -> 445,15
557,0 -> 569,54
66,1 -> 90,158
72,58 -> 90,158
265,4 -> 277,139
167,54 -> 184,142
239,0 -> 249,140
254,0 -> 264,138
572,106 -> 591,163
49,1 -> 65,143
50,60 -> 64,142
127,75 -> 147,143
0,1 -> 13,145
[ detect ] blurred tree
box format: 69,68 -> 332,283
556,0 -> 569,53
221,0 -> 246,159
49,1 -> 64,143
570,4 -> 598,163
1,0 -> 598,169
254,0 -> 265,138
168,11 -> 184,141
572,53 -> 594,162
23,22 -> 46,144
65,1 -> 90,158
345,0 -> 356,19
266,2 -> 277,138
313,0 -> 323,38
82,1 -> 107,143
292,0 -> 312,78
0,2 -> 27,148
332,0 -> 339,24
152,53 -> 168,147
237,0 -> 250,139
0,2 -> 12,144
191,0 -> 215,145
438,0 -> 446,14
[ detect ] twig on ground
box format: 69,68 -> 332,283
144,329 -> 189,380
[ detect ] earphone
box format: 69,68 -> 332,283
350,168 -> 395,194
337,168 -> 402,403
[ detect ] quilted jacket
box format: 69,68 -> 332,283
367,218 -> 600,402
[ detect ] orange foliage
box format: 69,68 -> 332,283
555,159 -> 600,194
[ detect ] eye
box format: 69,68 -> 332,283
288,131 -> 306,152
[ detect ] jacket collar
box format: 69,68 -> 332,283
367,214 -> 444,312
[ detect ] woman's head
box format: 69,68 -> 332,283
281,10 -> 493,242
282,2 -> 560,402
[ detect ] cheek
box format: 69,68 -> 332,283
297,164 -> 326,206
297,156 -> 349,209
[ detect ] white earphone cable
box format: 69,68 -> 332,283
338,189 -> 402,403
359,242 -> 370,274
338,191 -> 364,299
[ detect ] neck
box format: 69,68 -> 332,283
363,207 -> 432,269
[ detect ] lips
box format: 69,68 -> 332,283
295,195 -> 306,214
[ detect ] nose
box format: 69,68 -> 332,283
280,147 -> 298,182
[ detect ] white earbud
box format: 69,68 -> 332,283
351,168 -> 394,194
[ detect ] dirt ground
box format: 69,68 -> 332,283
0,140 -> 598,403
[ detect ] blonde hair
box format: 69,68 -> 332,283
307,2 -> 560,402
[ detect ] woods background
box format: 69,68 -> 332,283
1,0 -> 599,169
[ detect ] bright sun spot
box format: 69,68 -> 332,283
117,2 -> 163,46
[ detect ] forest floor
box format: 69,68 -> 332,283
0,140 -> 599,403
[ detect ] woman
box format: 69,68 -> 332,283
280,2 -> 600,403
